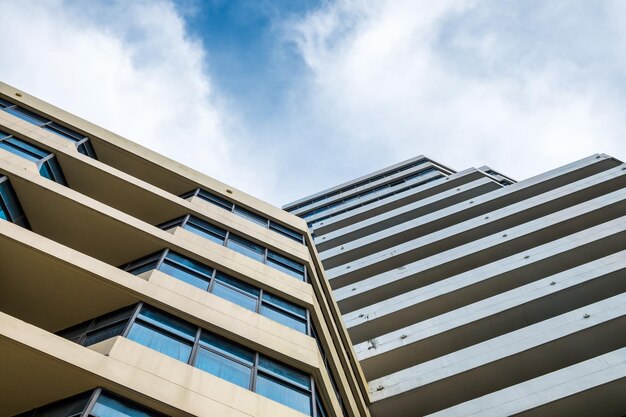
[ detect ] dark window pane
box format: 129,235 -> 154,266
165,251 -> 214,277
266,253 -> 305,281
258,356 -> 310,389
127,322 -> 192,362
160,262 -> 210,291
41,159 -> 67,186
197,189 -> 233,211
269,221 -> 303,243
83,321 -> 127,346
260,305 -> 307,333
233,206 -> 267,226
215,273 -> 259,297
43,122 -> 85,143
0,179 -> 29,228
255,374 -> 311,415
184,218 -> 227,245
194,347 -> 252,389
137,306 -> 197,341
262,293 -> 306,318
77,140 -> 97,159
199,332 -> 254,364
3,106 -> 49,125
212,281 -> 258,311
226,235 -> 264,262
28,391 -> 92,417
92,392 -> 162,417
0,139 -> 46,162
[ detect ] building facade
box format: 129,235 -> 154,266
285,154 -> 626,416
0,81 -> 371,417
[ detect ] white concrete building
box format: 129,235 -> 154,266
285,154 -> 626,416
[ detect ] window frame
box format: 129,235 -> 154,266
122,249 -> 312,335
0,98 -> 97,159
58,304 -> 331,417
181,187 -> 305,244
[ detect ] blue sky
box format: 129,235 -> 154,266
1,0 -> 625,206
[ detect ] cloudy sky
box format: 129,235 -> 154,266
1,0 -> 625,206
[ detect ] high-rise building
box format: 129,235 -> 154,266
0,81 -> 371,417
285,154 -> 626,416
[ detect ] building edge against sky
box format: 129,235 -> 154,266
0,80 -> 371,417
285,149 -> 626,415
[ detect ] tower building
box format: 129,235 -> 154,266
285,154 -> 626,416
0,81 -> 370,417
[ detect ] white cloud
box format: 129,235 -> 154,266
287,0 -> 626,182
0,0 -> 276,200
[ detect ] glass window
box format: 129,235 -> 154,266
226,235 -> 265,262
184,217 -> 227,245
0,137 -> 49,161
3,105 -> 48,125
0,178 -> 29,228
269,221 -> 303,243
211,273 -> 259,311
43,122 -> 86,143
199,332 -> 255,364
136,306 -> 197,341
233,206 -> 267,226
127,322 -> 193,362
262,293 -> 306,319
258,356 -> 311,389
260,304 -> 307,333
83,321 -> 128,346
22,391 -> 91,417
194,347 -> 252,389
91,392 -> 163,417
159,262 -> 210,290
196,189 -> 234,211
255,374 -> 311,415
266,251 -> 305,281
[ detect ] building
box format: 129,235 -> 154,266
285,154 -> 626,416
0,81 -> 371,417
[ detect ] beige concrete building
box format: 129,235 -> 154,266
286,154 -> 626,416
0,81 -> 371,417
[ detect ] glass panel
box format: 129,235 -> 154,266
127,322 -> 192,362
42,159 -> 68,186
160,262 -> 210,291
29,391 -> 92,417
0,139 -> 45,162
43,122 -> 85,143
196,189 -> 233,211
92,392 -> 161,417
77,140 -> 97,159
212,281 -> 258,311
233,206 -> 267,226
199,332 -> 254,364
0,98 -> 14,108
258,356 -> 310,389
215,273 -> 259,297
226,235 -> 264,262
0,178 -> 29,228
136,306 -> 197,341
255,374 -> 311,415
83,321 -> 127,346
267,252 -> 304,273
269,221 -> 303,243
266,255 -> 305,281
3,106 -> 49,125
184,219 -> 227,245
260,305 -> 307,333
194,347 -> 252,389
262,293 -> 306,318
165,251 -> 214,277
39,163 -> 54,181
